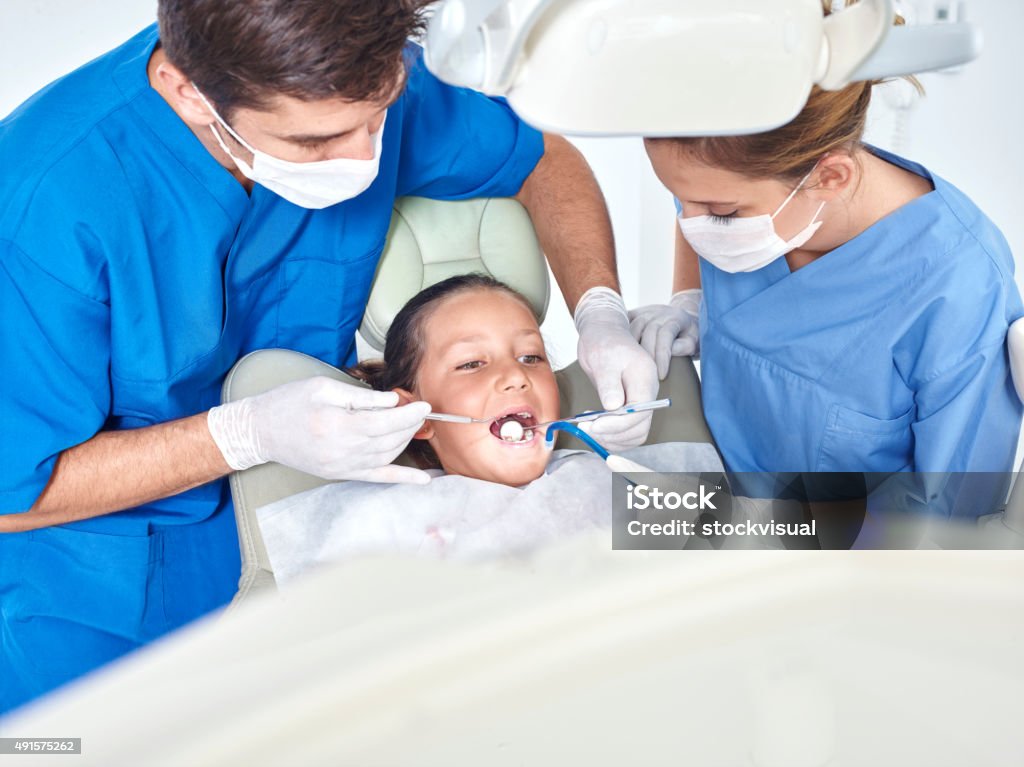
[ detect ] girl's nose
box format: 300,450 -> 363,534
496,360 -> 531,392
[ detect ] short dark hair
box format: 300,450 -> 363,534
158,0 -> 430,115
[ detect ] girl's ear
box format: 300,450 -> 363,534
394,388 -> 433,440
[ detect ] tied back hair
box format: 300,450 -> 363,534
346,273 -> 539,468
646,0 -> 923,184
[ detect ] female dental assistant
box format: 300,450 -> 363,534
0,0 -> 656,713
633,74 -> 1023,503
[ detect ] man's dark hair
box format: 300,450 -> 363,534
158,0 -> 430,115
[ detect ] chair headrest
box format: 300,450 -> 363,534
1008,317 -> 1024,404
359,196 -> 549,351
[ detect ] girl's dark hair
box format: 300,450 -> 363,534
346,274 -> 538,469
158,0 -> 431,117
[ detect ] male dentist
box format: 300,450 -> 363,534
0,0 -> 656,712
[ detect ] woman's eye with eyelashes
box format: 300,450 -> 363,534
710,213 -> 737,225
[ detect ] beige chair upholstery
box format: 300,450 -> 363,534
360,196 -> 549,351
224,197 -> 715,608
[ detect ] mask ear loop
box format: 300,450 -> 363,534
191,84 -> 261,157
771,158 -> 825,220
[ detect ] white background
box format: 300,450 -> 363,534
2,0 -> 1022,367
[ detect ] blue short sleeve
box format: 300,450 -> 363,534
396,50 -> 544,200
895,245 -> 1022,475
0,241 -> 111,512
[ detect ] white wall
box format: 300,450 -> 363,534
0,1 -> 158,112
3,1 -> 1021,367
863,0 -> 1024,284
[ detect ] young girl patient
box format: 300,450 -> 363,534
256,275 -> 723,584
351,273 -> 562,487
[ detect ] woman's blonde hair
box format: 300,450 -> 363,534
648,0 -> 921,183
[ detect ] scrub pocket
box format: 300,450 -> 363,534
816,404 -> 915,473
277,251 -> 381,361
2,526 -> 165,690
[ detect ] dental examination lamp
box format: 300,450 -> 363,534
425,0 -> 982,136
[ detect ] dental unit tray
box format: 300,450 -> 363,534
425,0 -> 982,136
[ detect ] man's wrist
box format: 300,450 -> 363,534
207,398 -> 264,471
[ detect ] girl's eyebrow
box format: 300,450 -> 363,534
447,334 -> 486,346
447,328 -> 541,347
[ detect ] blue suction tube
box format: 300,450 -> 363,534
543,421 -> 610,459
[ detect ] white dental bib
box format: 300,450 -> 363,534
256,442 -> 724,585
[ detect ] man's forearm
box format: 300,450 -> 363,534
1,413 -> 231,533
516,134 -> 619,311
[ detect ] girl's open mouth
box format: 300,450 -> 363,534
489,411 -> 538,444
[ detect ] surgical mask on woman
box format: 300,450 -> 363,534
678,165 -> 826,273
192,85 -> 384,210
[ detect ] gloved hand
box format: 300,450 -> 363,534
628,288 -> 702,380
208,376 -> 433,483
574,286 -> 660,452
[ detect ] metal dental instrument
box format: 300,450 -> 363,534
361,398 -> 672,426
345,404 -> 490,424
424,398 -> 672,427
532,398 -> 671,431
422,412 -> 492,424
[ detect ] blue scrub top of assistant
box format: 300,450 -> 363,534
0,25 -> 545,532
692,147 -> 1023,487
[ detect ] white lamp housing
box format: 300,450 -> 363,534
425,0 -> 980,137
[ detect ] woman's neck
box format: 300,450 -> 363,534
786,148 -> 933,271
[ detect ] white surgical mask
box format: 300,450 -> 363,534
192,85 -> 385,209
678,165 -> 826,273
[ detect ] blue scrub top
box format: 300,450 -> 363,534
694,147 -> 1022,488
0,25 -> 543,711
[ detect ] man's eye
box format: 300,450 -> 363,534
519,354 -> 545,364
456,360 -> 484,371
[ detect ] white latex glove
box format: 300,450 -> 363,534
208,376 -> 433,484
574,286 -> 660,452
627,288 -> 702,380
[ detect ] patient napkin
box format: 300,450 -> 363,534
256,442 -> 723,586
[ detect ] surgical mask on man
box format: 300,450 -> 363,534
677,165 -> 826,273
192,85 -> 384,209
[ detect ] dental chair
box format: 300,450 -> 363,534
222,196 -> 715,607
984,318 -> 1024,537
